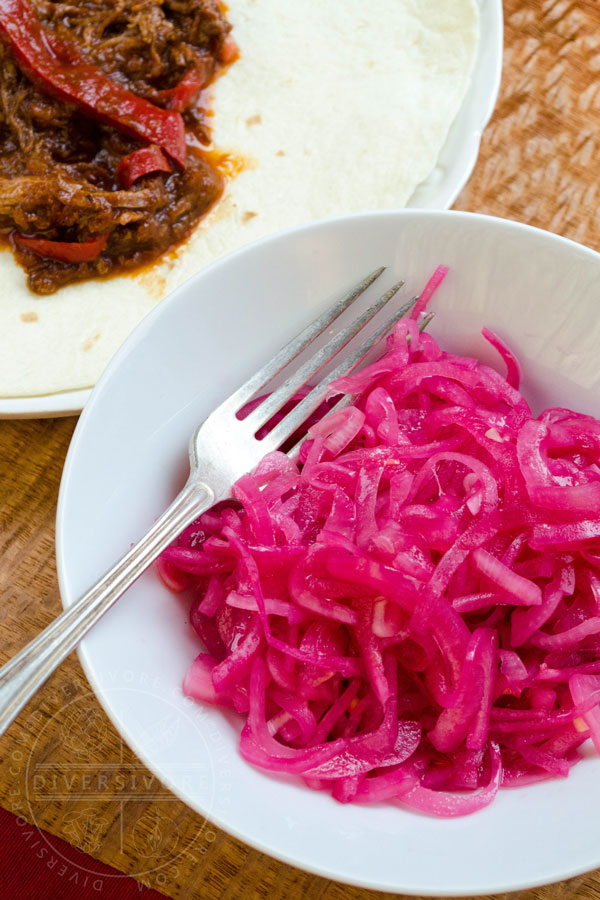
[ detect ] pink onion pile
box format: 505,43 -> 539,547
158,268 -> 600,816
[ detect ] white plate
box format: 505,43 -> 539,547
57,210 -> 600,896
2,0 -> 502,420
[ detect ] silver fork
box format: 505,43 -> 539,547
0,267 -> 417,738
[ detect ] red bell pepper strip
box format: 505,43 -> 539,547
14,233 -> 109,263
167,63 -> 211,112
160,40 -> 238,112
220,35 -> 239,65
116,145 -> 172,188
0,0 -> 187,167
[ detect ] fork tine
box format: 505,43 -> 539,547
419,311 -> 435,332
242,279 -> 405,433
218,267 -> 385,414
266,295 -> 418,450
285,296 -> 420,457
284,393 -> 353,461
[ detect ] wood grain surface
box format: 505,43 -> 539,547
2,1 -> 600,898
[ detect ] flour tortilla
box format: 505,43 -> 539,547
0,0 -> 478,398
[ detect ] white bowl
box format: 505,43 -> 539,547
2,0 -> 503,421
57,210 -> 600,896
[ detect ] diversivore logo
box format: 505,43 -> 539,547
8,670 -> 233,892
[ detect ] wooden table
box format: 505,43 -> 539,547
2,1 -> 600,897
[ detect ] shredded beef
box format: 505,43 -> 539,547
0,0 -> 231,294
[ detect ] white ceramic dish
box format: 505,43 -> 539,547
57,210 -> 600,896
2,0 -> 503,421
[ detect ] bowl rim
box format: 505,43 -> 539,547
56,208 -> 600,895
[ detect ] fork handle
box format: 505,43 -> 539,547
0,478 -> 214,738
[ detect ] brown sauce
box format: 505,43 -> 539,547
0,0 -> 237,295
